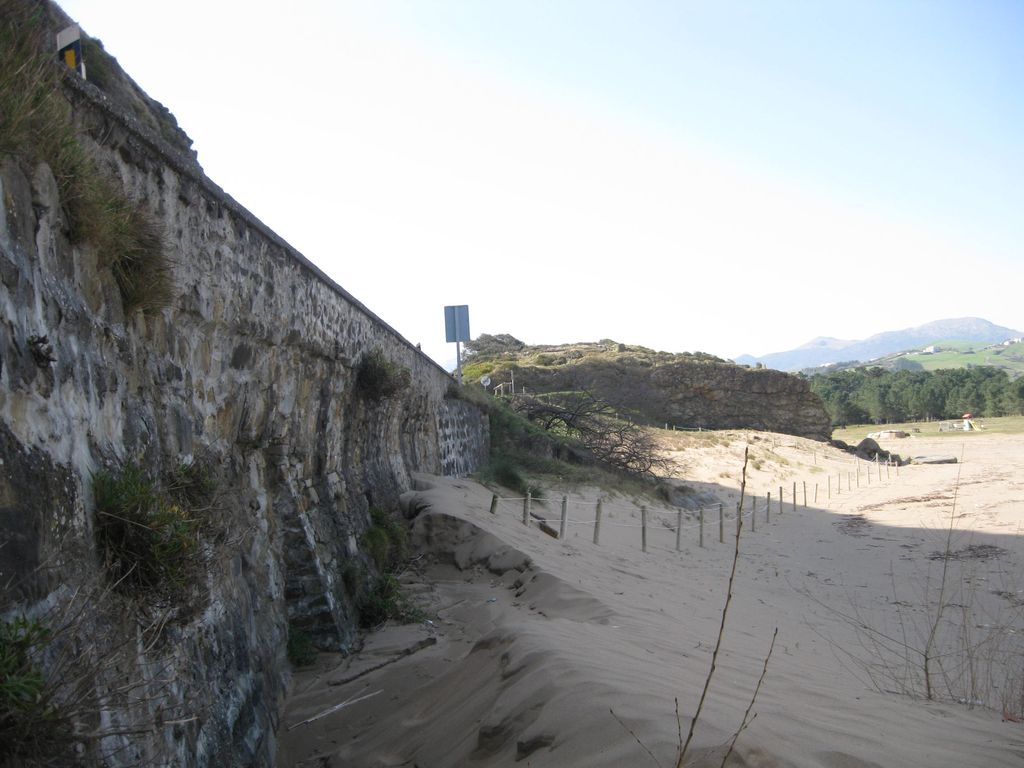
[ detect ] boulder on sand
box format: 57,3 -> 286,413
829,437 -> 906,466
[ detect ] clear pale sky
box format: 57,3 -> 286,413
58,0 -> 1023,368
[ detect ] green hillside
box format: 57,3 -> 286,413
810,340 -> 1024,379
900,342 -> 1024,375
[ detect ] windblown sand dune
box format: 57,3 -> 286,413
278,431 -> 1024,767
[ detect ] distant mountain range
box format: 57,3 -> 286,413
735,318 -> 1023,372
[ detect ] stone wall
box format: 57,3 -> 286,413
0,56 -> 487,767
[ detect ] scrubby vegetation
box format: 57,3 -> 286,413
477,455 -> 532,497
286,623 -> 317,667
93,461 -> 217,604
360,507 -> 408,570
78,37 -> 112,91
453,386 -> 658,504
0,615 -> 70,766
355,349 -> 412,401
0,0 -> 172,315
510,391 -> 670,478
463,334 -> 727,371
73,178 -> 173,313
0,593 -> 192,765
358,574 -> 424,629
476,394 -> 570,494
356,508 -> 422,628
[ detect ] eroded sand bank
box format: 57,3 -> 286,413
278,431 -> 1024,767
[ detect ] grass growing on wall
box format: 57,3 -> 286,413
360,507 -> 408,570
355,349 -> 411,401
0,615 -> 71,765
92,462 -> 217,603
0,0 -> 172,315
286,623 -> 317,667
356,508 -> 423,628
69,172 -> 173,313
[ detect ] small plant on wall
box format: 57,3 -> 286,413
0,0 -> 173,316
356,508 -> 422,628
0,593 -> 195,764
286,622 -> 317,667
92,460 -> 218,606
355,349 -> 411,402
0,615 -> 71,764
359,507 -> 408,570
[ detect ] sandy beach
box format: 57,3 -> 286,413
278,429 -> 1024,767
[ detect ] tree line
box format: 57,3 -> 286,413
807,366 -> 1024,426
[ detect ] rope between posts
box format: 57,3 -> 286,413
492,495 -> 728,517
498,510 -> 754,532
486,460 -> 902,549
494,497 -> 757,523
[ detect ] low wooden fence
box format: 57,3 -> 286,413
485,454 -> 901,553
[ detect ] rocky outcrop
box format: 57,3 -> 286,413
0,19 -> 487,768
485,353 -> 831,441
647,360 -> 831,439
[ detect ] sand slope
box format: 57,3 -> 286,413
278,432 -> 1024,767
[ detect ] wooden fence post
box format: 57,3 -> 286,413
766,494 -> 771,524
792,482 -> 797,513
814,482 -> 818,504
559,496 -> 568,540
593,499 -> 603,545
803,481 -> 807,507
523,492 -> 531,526
697,509 -> 704,549
641,506 -> 648,553
719,503 -> 724,543
828,475 -> 832,499
751,499 -> 756,532
489,494 -> 498,515
779,485 -> 783,515
735,501 -> 741,537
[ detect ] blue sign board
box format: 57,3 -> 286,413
444,305 -> 470,343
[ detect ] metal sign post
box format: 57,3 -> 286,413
443,305 -> 470,385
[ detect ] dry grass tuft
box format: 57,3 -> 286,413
0,0 -> 173,315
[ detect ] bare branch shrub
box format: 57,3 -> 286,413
1,580 -> 197,766
511,391 -> 671,478
613,449 -> 779,767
